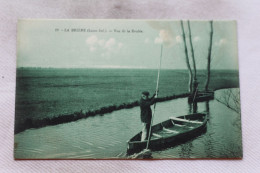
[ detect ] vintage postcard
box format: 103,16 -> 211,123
14,19 -> 242,159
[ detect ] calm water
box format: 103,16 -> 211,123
14,89 -> 242,159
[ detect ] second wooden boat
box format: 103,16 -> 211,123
188,91 -> 214,103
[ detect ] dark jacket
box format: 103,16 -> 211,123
139,94 -> 156,123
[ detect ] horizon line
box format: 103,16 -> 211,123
16,66 -> 239,70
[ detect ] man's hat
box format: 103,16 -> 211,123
142,91 -> 150,96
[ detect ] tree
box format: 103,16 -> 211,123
205,21 -> 213,91
180,20 -> 193,93
215,89 -> 241,114
187,20 -> 197,82
187,20 -> 198,94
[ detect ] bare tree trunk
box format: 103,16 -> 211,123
180,20 -> 193,93
188,20 -> 197,81
188,20 -> 198,94
205,20 -> 213,91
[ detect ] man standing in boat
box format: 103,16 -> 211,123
139,91 -> 157,141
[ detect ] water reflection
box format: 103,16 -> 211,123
179,142 -> 193,158
178,100 -> 205,158
188,101 -> 198,114
205,101 -> 209,113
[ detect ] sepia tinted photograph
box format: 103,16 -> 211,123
14,19 -> 242,159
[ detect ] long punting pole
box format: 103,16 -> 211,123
146,44 -> 163,150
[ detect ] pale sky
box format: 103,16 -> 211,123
17,19 -> 239,70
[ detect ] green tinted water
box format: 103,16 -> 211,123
14,89 -> 242,159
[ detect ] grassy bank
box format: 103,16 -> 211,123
15,69 -> 240,134
15,92 -> 190,134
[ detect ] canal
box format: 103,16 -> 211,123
14,88 -> 242,159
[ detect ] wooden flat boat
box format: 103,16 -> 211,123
188,91 -> 214,103
127,113 -> 207,154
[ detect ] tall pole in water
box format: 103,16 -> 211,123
146,44 -> 163,150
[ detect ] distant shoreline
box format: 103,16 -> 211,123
16,67 -> 239,71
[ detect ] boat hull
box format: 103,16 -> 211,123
188,91 -> 214,103
127,113 -> 207,155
